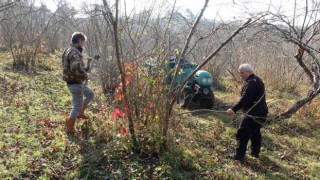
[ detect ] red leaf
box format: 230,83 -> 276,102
111,114 -> 118,119
114,109 -> 120,114
115,92 -> 124,99
125,76 -> 131,84
120,128 -> 127,135
111,112 -> 118,119
149,103 -> 154,108
111,108 -> 126,119
111,109 -> 121,119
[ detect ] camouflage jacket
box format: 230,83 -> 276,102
62,45 -> 88,84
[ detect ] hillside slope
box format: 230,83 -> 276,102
0,52 -> 320,179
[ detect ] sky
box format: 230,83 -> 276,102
36,0 -> 307,22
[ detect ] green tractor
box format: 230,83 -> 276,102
165,56 -> 215,109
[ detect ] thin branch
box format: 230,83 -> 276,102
169,0 -> 209,91
170,19 -> 252,108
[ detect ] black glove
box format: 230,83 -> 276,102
94,55 -> 100,60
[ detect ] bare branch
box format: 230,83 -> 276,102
169,0 -> 209,91
170,19 -> 253,108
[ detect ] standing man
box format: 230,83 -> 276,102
226,64 -> 268,161
62,32 -> 94,134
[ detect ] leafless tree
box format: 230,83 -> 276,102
101,0 -> 255,152
262,0 -> 320,119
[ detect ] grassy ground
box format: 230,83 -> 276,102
1,52 -> 320,179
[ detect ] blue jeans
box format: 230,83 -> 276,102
67,84 -> 94,119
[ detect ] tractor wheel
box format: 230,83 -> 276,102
199,99 -> 213,109
200,92 -> 215,109
211,91 -> 215,105
177,90 -> 192,109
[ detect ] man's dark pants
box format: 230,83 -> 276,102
235,115 -> 266,159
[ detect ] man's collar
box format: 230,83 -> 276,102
246,73 -> 255,81
70,43 -> 83,53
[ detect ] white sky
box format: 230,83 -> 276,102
37,0 -> 307,21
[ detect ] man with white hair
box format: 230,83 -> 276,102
227,63 -> 268,161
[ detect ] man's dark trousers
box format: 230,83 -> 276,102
235,115 -> 266,159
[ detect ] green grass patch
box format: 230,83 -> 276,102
0,52 -> 319,179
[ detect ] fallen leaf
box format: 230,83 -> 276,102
120,128 -> 127,135
149,103 -> 154,108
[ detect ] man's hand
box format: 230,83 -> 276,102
94,55 -> 100,60
226,108 -> 236,116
